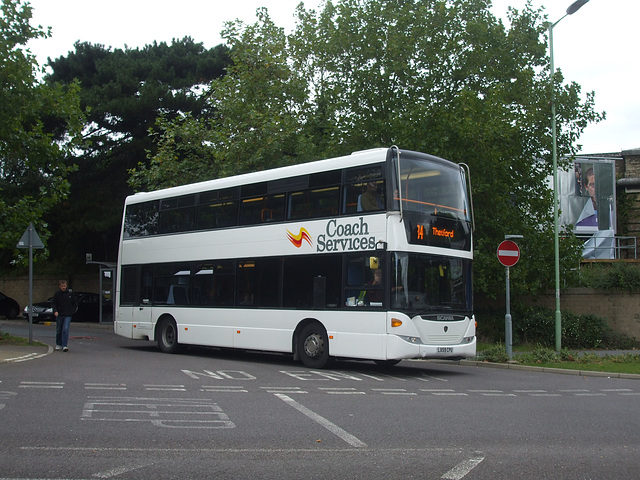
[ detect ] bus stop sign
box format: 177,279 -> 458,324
497,240 -> 520,267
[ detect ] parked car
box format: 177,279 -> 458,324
23,292 -> 105,323
0,291 -> 20,319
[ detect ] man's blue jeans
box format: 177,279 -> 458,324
56,316 -> 71,348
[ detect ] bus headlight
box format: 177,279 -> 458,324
398,335 -> 420,344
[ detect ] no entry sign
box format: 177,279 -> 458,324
497,240 -> 520,267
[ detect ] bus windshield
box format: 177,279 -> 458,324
396,155 -> 470,223
390,252 -> 472,317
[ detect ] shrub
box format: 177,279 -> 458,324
477,303 -> 639,350
561,311 -> 606,349
518,347 -> 560,364
512,304 -> 555,346
476,344 -> 509,363
580,262 -> 640,291
474,308 -> 505,343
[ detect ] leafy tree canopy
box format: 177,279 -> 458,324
131,0 -> 603,296
44,37 -> 231,269
0,0 -> 84,268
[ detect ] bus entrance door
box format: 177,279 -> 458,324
131,299 -> 154,339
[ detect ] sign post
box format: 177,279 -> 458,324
17,223 -> 44,344
497,239 -> 521,359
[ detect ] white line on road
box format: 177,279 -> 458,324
92,462 -> 152,478
275,393 -> 367,448
371,388 -> 416,396
201,386 -> 248,393
318,388 -> 366,395
260,386 -> 308,394
144,384 -> 186,391
19,381 -> 64,389
441,454 -> 485,479
85,383 -> 127,391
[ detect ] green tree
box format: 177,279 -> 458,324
133,0 -> 602,296
131,8 -> 311,191
0,0 -> 84,268
44,38 -> 231,268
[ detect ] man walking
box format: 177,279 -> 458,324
52,280 -> 77,352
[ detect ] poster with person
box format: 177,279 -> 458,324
557,158 -> 616,258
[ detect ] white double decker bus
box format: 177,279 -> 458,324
115,146 -> 476,368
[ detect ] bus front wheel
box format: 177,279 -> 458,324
298,323 -> 330,369
157,317 -> 179,354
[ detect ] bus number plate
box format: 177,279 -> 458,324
437,347 -> 453,353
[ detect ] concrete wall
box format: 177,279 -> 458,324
0,274 -> 99,315
522,288 -> 640,340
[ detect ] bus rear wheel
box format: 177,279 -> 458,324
157,317 -> 179,354
298,323 -> 330,369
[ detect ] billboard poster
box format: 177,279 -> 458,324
558,158 -> 616,259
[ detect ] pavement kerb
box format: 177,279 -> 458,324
1,319 -> 113,363
0,344 -> 52,363
456,359 -> 640,380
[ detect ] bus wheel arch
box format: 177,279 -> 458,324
295,319 -> 331,369
156,315 -> 180,354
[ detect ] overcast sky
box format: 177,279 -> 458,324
26,0 -> 639,155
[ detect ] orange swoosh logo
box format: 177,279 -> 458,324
286,228 -> 312,248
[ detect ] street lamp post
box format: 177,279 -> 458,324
548,0 -> 590,353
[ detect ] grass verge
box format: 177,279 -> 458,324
477,343 -> 640,376
0,332 -> 47,347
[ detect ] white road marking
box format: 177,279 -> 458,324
19,381 -> 64,389
201,386 -> 248,393
92,462 -> 152,478
144,384 -> 186,391
85,383 -> 127,391
260,386 -> 307,394
417,374 -> 449,382
441,454 -> 485,479
182,369 -> 256,380
319,387 -> 366,395
81,396 -> 235,429
372,388 -> 416,396
275,393 -> 367,448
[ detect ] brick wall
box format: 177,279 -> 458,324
0,274 -> 99,314
619,149 -> 640,239
522,289 -> 640,340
